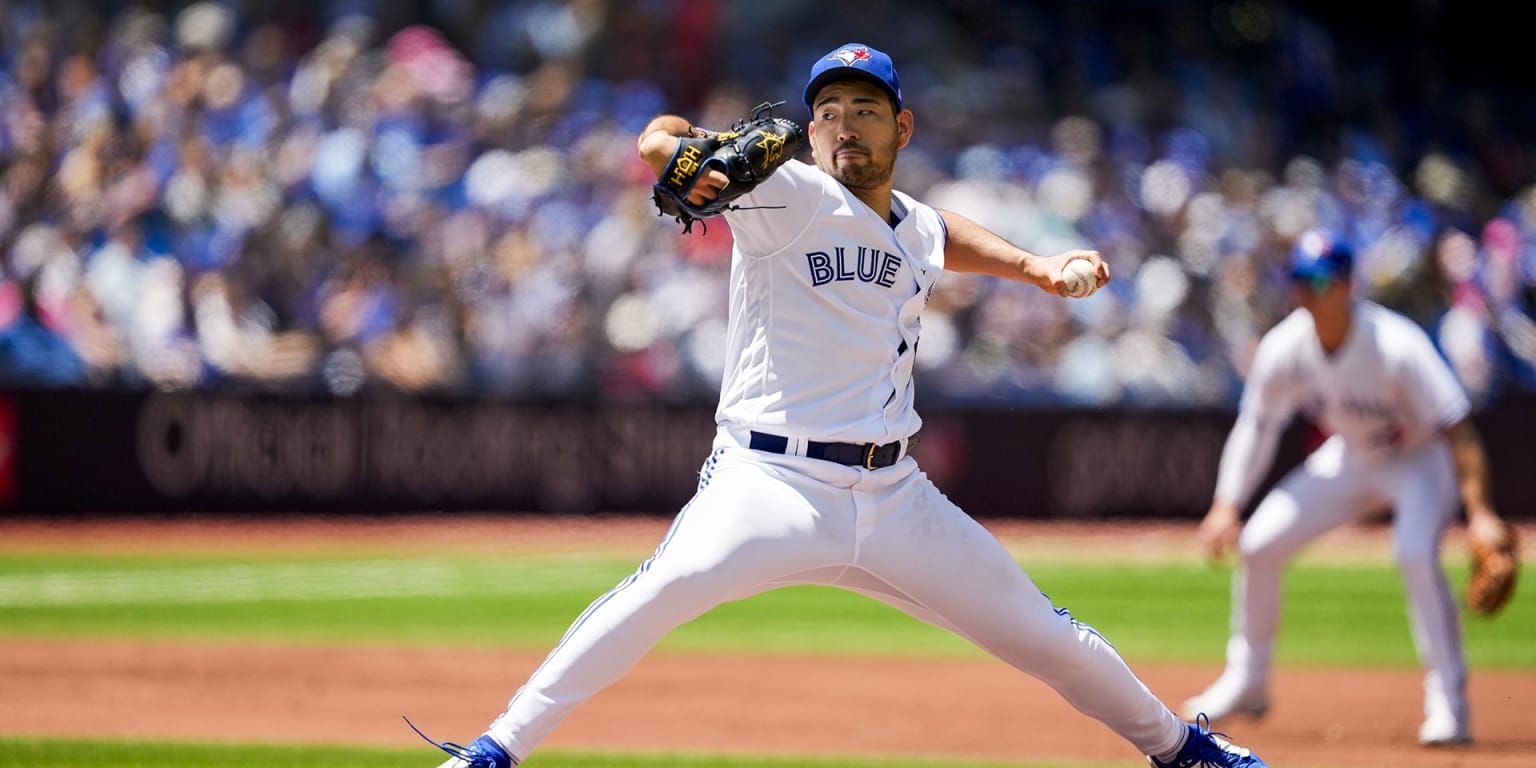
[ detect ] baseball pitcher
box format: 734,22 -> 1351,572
414,43 -> 1270,768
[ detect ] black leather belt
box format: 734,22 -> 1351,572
748,431 -> 916,470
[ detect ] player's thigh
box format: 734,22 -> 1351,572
819,567 -> 970,639
855,472 -> 1058,639
1241,440 -> 1381,560
644,450 -> 850,597
827,567 -> 1093,669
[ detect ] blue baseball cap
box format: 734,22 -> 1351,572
1290,227 -> 1354,285
803,43 -> 903,114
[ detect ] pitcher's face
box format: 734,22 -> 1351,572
808,80 -> 911,192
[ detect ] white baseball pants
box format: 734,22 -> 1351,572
1225,434 -> 1464,722
484,429 -> 1187,760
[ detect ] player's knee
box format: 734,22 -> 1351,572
1027,609 -> 1111,669
1392,546 -> 1440,576
1236,533 -> 1286,569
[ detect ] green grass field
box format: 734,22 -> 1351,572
1,553 -> 1530,667
1,548 -> 1531,767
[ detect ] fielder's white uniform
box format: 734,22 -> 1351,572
478,159 -> 1188,762
1206,301 -> 1471,728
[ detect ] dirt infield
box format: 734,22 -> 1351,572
2,516 -> 1534,767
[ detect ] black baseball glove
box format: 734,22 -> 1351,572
652,101 -> 803,233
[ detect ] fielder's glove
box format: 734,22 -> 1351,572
1467,517 -> 1519,616
652,100 -> 803,233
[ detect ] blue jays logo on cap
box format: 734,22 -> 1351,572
828,47 -> 873,66
803,43 -> 903,113
1290,227 -> 1354,287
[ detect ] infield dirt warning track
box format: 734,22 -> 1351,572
1,516 -> 1533,768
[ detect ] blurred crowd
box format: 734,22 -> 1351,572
2,0 -> 1534,408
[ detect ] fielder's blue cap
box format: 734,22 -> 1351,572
803,43 -> 902,114
1290,227 -> 1355,284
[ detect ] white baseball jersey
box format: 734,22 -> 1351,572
1214,301 -> 1470,508
718,159 -> 946,445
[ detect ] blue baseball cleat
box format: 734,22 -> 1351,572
1149,714 -> 1269,768
405,717 -> 515,768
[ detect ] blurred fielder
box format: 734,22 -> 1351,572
1186,227 -> 1518,746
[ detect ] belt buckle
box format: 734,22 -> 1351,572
863,442 -> 880,470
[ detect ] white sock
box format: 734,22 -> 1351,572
1154,726 -> 1190,763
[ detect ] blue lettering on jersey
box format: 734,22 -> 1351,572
807,251 -> 834,285
806,247 -> 902,288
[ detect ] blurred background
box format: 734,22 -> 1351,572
1,0 -> 1533,516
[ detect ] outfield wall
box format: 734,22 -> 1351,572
4,389 -> 1532,519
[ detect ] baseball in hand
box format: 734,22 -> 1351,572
1062,258 -> 1099,298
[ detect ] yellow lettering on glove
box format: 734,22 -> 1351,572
667,144 -> 704,190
